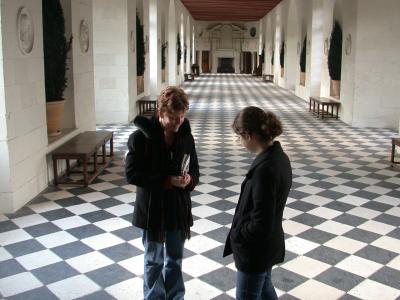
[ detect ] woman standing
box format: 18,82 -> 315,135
223,106 -> 292,300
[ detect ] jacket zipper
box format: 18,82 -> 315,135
146,191 -> 151,229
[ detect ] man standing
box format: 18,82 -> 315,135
125,86 -> 199,300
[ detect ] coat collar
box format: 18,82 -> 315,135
246,141 -> 282,178
133,115 -> 191,139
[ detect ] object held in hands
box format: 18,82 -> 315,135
181,154 -> 190,175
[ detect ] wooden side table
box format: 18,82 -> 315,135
391,138 -> 400,167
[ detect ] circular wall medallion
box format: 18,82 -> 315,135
345,33 -> 352,55
130,30 -> 135,52
324,38 -> 329,55
249,27 -> 256,37
17,7 -> 34,55
79,20 -> 89,53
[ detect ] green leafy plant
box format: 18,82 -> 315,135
184,44 -> 187,64
177,34 -> 182,66
161,42 -> 167,70
136,13 -> 145,76
260,46 -> 265,64
300,35 -> 307,72
280,41 -> 285,68
328,21 -> 342,80
42,0 -> 72,101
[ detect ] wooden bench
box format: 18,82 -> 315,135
262,74 -> 274,82
184,73 -> 194,81
391,138 -> 400,167
137,96 -> 157,116
309,96 -> 341,119
51,131 -> 113,187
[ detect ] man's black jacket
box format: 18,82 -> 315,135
223,141 -> 292,272
125,115 -> 199,236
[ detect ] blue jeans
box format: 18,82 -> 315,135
142,230 -> 185,300
236,269 -> 278,300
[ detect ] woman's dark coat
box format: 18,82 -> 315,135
125,115 -> 199,237
223,141 -> 292,273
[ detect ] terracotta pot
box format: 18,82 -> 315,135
300,72 -> 306,86
137,76 -> 144,95
281,67 -> 284,77
46,100 -> 65,137
161,69 -> 166,82
331,80 -> 341,98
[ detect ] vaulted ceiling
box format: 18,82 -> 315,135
181,0 -> 282,22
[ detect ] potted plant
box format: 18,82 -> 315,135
43,0 -> 72,136
271,45 -> 274,68
299,35 -> 307,86
280,41 -> 285,77
136,13 -> 145,94
184,43 -> 187,65
328,21 -> 342,98
161,42 -> 167,82
177,34 -> 182,74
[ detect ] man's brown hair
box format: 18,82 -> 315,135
158,86 -> 189,114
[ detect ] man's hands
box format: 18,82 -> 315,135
171,172 -> 191,188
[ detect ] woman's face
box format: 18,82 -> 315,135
238,133 -> 258,153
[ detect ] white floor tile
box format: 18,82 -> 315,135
335,255 -> 383,277
315,220 -> 353,235
16,249 -> 61,270
114,192 -> 136,203
0,229 -> 32,246
308,206 -> 342,219
324,236 -> 367,254
281,256 -> 331,278
371,236 -> 400,253
0,272 -> 43,297
77,192 -> 109,202
347,207 -> 382,219
65,203 -> 99,215
52,215 -> 90,230
43,190 -> 74,201
66,251 -> 114,273
81,233 -> 124,250
192,205 -> 221,218
106,277 -> 143,300
37,231 -> 78,248
191,218 -> 223,234
283,220 -> 311,236
348,279 -> 400,300
119,254 -> 144,276
12,214 -> 48,228
184,278 -> 223,300
183,254 -> 223,277
285,236 -> 319,255
288,279 -> 345,300
184,235 -> 222,254
47,275 -> 100,299
94,217 -> 131,232
358,220 -> 396,235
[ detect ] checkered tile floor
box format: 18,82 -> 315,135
1,74 -> 399,299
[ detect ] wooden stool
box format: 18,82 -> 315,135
309,96 -> 341,119
51,131 -> 113,186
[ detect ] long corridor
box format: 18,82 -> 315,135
1,74 -> 399,299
